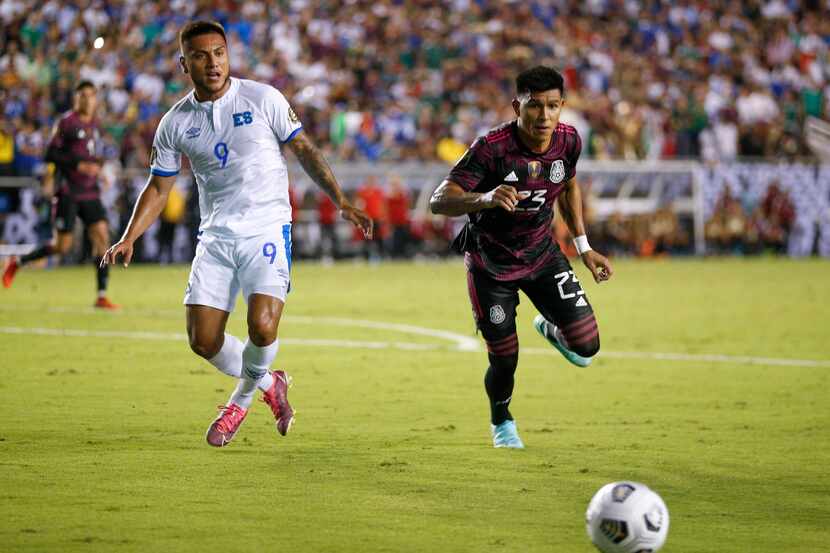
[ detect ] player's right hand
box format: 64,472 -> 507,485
480,185 -> 519,212
340,203 -> 374,239
101,240 -> 134,268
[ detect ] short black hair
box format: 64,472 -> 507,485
516,66 -> 565,96
74,80 -> 96,93
179,20 -> 227,52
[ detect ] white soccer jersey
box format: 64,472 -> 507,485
150,77 -> 302,237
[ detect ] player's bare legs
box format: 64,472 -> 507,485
88,220 -> 118,309
246,293 -> 282,346
3,232 -> 73,289
88,220 -> 109,258
54,232 -> 73,255
192,296 -> 293,446
187,304 -> 231,359
9,224 -> 118,308
246,294 -> 295,436
188,304 -> 251,447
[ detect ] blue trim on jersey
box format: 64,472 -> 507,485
280,127 -> 303,144
282,223 -> 292,271
150,168 -> 179,177
282,223 -> 292,293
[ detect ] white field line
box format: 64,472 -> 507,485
1,325 -> 829,368
0,305 -> 480,351
285,316 -> 481,351
0,326 -> 433,352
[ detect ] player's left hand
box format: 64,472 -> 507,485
341,203 -> 374,239
101,239 -> 135,268
581,250 -> 613,283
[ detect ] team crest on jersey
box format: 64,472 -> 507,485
288,106 -> 299,124
78,129 -> 86,139
527,161 -> 542,179
489,305 -> 506,324
185,127 -> 202,139
550,159 -> 565,183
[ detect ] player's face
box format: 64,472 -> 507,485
513,89 -> 564,147
74,87 -> 98,116
180,32 -> 230,99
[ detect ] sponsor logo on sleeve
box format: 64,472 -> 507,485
149,147 -> 158,166
288,106 -> 300,124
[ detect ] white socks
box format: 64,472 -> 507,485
207,334 -> 276,404
229,339 -> 279,409
208,333 -> 245,378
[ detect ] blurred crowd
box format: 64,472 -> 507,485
704,182 -> 796,254
584,209 -> 692,257
2,0 -> 830,179
293,174 -> 456,262
0,0 -> 827,260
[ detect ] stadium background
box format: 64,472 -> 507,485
1,2 -> 829,553
1,0 -> 829,260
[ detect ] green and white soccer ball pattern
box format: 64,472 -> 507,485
585,481 -> 669,553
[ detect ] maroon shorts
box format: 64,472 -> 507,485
466,248 -> 595,344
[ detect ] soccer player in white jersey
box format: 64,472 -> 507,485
101,21 -> 373,447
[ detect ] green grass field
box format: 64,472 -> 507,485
1,258 -> 828,552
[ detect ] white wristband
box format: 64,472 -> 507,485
573,235 -> 592,255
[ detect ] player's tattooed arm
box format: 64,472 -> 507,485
558,177 -> 613,283
287,132 -> 373,238
430,180 -> 519,216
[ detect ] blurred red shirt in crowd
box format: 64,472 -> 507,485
386,175 -> 410,228
355,175 -> 386,240
318,192 -> 337,226
356,175 -> 386,222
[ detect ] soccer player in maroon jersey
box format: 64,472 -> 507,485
430,66 -> 613,449
2,81 -> 118,309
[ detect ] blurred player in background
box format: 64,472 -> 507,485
430,66 -> 613,449
102,21 -> 372,447
3,81 -> 118,309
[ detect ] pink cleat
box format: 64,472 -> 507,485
261,370 -> 294,436
205,403 -> 248,447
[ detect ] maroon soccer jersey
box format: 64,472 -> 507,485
447,120 -> 582,281
47,111 -> 102,201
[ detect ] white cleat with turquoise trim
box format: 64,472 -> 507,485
533,314 -> 593,367
491,419 -> 525,449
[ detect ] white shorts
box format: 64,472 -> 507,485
183,223 -> 292,312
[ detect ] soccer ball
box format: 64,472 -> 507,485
585,481 -> 669,553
